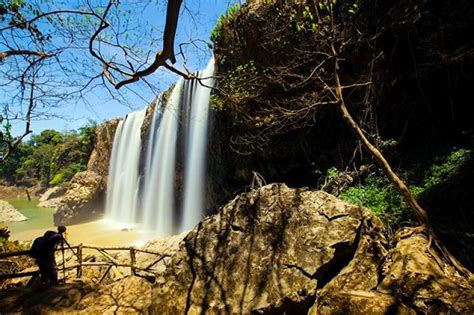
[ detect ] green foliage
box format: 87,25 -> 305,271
210,2 -> 241,43
326,167 -> 338,179
210,94 -> 225,111
341,175 -> 395,216
1,122 -> 96,187
290,6 -> 318,34
49,172 -> 64,186
220,60 -> 259,101
340,148 -> 471,228
423,148 -> 470,190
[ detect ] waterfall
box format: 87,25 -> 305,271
105,58 -> 215,237
141,80 -> 183,235
180,59 -> 215,231
105,109 -> 146,226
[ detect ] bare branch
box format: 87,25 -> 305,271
0,50 -> 52,60
114,0 -> 183,89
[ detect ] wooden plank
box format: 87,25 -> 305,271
96,248 -> 120,265
0,270 -> 39,280
0,246 -> 79,260
133,248 -> 164,255
77,243 -> 83,278
98,265 -> 113,284
82,245 -> 135,251
0,250 -> 31,259
143,255 -> 169,271
130,248 -> 136,276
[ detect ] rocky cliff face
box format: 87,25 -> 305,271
87,119 -> 121,178
1,184 -> 472,314
54,119 -> 120,225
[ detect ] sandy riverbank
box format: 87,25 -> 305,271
11,220 -> 155,247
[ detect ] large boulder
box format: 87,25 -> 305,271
312,229 -> 474,314
150,183 -> 389,314
38,186 -> 67,202
37,186 -> 67,208
53,171 -> 103,225
0,200 -> 26,223
149,184 -> 473,314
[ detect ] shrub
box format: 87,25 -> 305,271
49,173 -> 64,186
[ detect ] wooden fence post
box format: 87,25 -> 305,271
77,243 -> 83,278
130,248 -> 136,276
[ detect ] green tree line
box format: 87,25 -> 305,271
0,122 -> 96,187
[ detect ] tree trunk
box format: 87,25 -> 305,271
329,26 -> 471,279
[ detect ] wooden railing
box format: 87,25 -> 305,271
0,244 -> 168,283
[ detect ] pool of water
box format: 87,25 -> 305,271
5,200 -> 154,246
5,199 -> 55,234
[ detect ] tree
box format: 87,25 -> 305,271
212,0 -> 472,276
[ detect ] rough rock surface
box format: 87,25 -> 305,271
312,228 -> 474,314
150,184 -> 473,314
0,185 -> 30,200
53,171 -> 103,225
376,230 -> 474,313
151,183 -> 389,314
87,119 -> 120,178
37,197 -> 63,209
0,277 -> 152,314
50,119 -> 120,224
37,186 -> 67,208
39,186 -> 67,202
1,184 -> 472,314
0,200 -> 26,222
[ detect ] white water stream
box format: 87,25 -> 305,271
105,109 -> 147,226
105,58 -> 215,237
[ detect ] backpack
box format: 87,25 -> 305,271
29,236 -> 45,259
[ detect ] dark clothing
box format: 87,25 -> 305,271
32,230 -> 63,285
36,255 -> 58,285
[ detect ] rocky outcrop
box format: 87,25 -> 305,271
0,186 -> 29,200
0,277 -> 152,314
0,200 -> 26,222
39,186 -> 67,202
377,230 -> 473,313
149,183 -> 390,314
148,184 -> 472,314
37,186 -> 67,208
53,171 -> 103,225
311,227 -> 474,314
1,184 -> 472,314
87,119 -> 120,178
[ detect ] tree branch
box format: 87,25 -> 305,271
114,0 -> 183,89
0,50 -> 52,60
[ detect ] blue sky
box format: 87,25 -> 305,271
7,0 -> 240,136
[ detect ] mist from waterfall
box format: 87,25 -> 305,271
105,109 -> 146,226
105,58 -> 215,237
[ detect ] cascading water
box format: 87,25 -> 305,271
141,80 -> 183,235
180,59 -> 215,231
105,109 -> 146,226
105,58 -> 215,237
